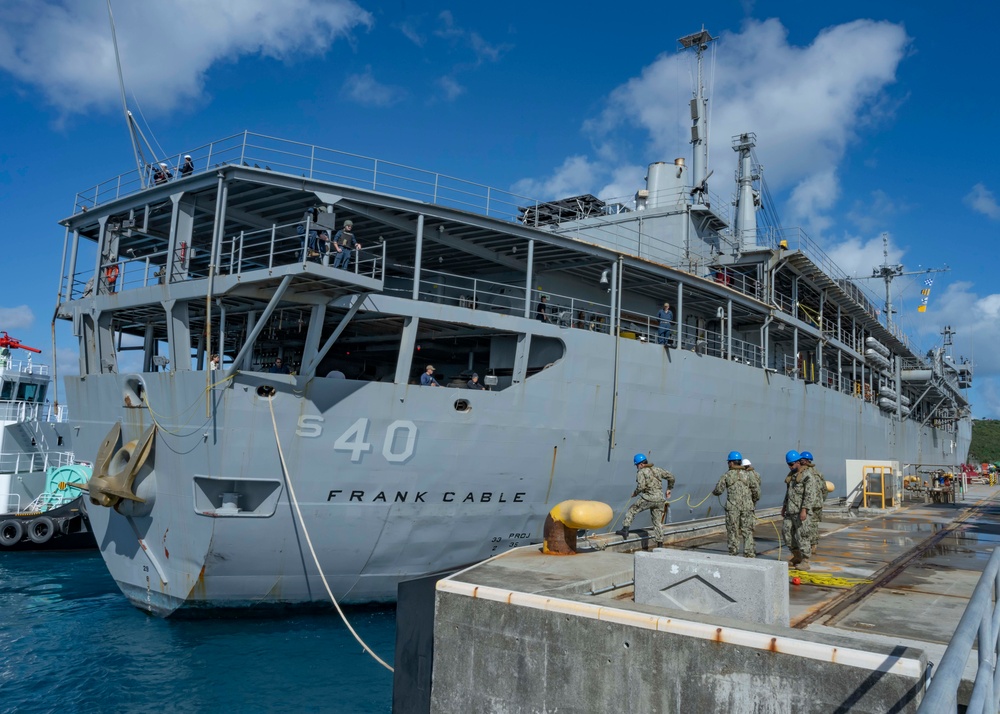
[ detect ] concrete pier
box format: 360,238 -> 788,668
424,485 -> 1000,712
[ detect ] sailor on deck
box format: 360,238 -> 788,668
712,451 -> 761,557
619,454 -> 675,546
781,450 -> 821,570
798,451 -> 826,554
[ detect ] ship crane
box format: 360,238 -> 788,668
0,332 -> 42,354
853,233 -> 949,330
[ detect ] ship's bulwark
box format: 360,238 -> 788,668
68,334 -> 965,616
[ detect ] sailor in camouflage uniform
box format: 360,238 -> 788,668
619,453 -> 675,545
798,451 -> 826,554
712,451 -> 761,557
781,450 -> 821,570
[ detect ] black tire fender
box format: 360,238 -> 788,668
58,517 -> 73,535
27,516 -> 55,544
0,519 -> 24,546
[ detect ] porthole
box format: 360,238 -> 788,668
453,399 -> 470,412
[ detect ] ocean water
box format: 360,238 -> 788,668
0,552 -> 396,713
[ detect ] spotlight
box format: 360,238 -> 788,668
599,269 -> 609,286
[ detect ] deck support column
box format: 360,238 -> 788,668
412,214 -> 424,300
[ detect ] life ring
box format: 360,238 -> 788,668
105,265 -> 120,284
27,516 -> 55,544
0,519 -> 24,546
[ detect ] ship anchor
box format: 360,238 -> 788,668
85,422 -> 157,510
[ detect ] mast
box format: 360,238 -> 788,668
867,232 -> 949,330
107,0 -> 149,187
678,28 -> 716,204
732,132 -> 759,252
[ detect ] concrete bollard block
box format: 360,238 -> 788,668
634,548 -> 789,626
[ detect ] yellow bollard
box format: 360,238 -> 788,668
543,500 -> 614,555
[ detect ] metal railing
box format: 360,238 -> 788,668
72,220 -> 387,301
0,358 -> 48,375
0,450 -> 75,474
0,401 -> 68,425
919,546 -> 1000,713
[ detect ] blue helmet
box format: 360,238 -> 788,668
727,451 -> 743,462
785,450 -> 801,464
800,451 -> 814,461
633,453 -> 647,466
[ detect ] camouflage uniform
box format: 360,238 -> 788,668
712,466 -> 761,557
800,462 -> 826,552
782,466 -> 821,566
622,465 -> 675,543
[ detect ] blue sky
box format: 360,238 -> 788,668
0,1 -> 997,416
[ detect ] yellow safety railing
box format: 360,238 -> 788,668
862,465 -> 893,508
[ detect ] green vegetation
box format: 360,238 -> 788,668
969,420 -> 1000,464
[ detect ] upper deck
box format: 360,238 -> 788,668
54,132 -> 969,428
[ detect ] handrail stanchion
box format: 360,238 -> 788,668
238,231 -> 244,275
269,225 -> 276,270
920,547 -> 1000,713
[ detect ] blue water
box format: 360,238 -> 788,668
0,552 -> 396,713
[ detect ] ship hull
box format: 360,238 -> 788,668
69,336 -> 969,616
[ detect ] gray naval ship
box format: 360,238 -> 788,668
55,31 -> 971,615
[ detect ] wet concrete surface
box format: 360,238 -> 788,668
668,484 -> 1000,653
635,483 -> 1000,693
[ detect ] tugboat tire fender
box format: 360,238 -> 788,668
27,516 -> 55,544
58,517 -> 73,535
0,519 -> 24,546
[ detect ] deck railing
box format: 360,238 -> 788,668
72,219 -> 387,301
0,450 -> 75,474
0,358 -> 48,376
919,546 -> 1000,713
0,400 -> 65,423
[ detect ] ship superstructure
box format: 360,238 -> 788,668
55,33 -> 971,615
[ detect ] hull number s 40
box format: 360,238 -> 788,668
296,416 -> 417,463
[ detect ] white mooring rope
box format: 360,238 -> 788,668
267,397 -> 394,672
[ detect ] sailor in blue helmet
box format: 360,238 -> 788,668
781,449 -> 821,570
798,451 -> 826,554
712,451 -> 761,557
618,453 -> 675,546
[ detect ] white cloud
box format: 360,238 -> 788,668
511,155 -> 601,201
437,76 -> 465,101
964,183 -> 1000,220
0,305 -> 35,330
847,189 -> 910,234
55,346 -> 80,378
342,67 -> 406,107
434,10 -> 508,65
0,0 -> 373,117
399,20 -> 425,47
787,169 -> 839,236
522,19 -> 909,235
824,233 -> 904,279
904,281 -> 1000,417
